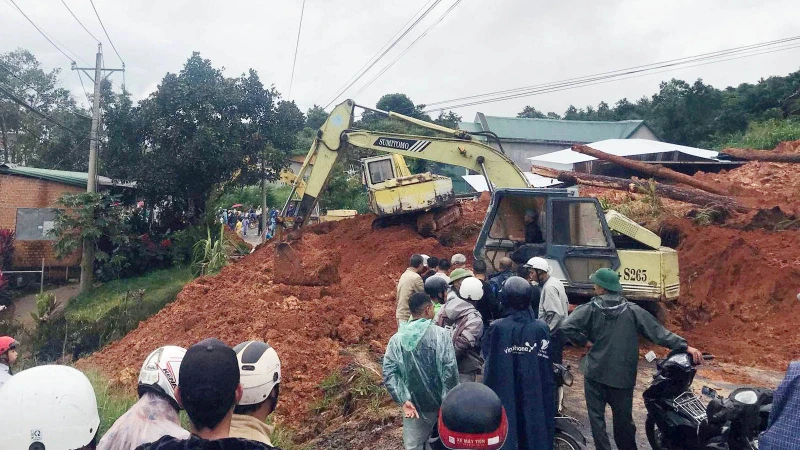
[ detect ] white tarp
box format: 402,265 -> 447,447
528,138 -> 720,171
462,172 -> 561,192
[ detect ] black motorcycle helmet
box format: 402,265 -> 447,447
425,276 -> 449,301
438,382 -> 508,450
500,276 -> 532,310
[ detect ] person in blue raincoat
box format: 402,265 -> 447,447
383,292 -> 459,450
482,276 -> 555,450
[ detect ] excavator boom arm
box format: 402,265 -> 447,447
286,99 -> 529,227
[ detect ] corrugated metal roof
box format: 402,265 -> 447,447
458,114 -> 647,143
462,172 -> 561,192
528,139 -> 721,171
0,163 -> 134,188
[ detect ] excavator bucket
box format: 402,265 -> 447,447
275,241 -> 299,268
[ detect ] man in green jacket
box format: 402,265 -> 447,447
561,268 -> 703,450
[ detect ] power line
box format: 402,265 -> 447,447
322,0 -> 445,109
61,0 -> 101,43
426,35 -> 800,108
0,61 -> 93,119
353,0 -> 465,98
287,0 -> 306,100
7,0 -> 75,64
0,83 -> 88,134
423,42 -> 800,112
89,0 -> 124,66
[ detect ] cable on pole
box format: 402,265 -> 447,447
61,0 -> 101,43
7,0 -> 75,64
89,0 -> 124,65
287,0 -> 306,101
322,0 -> 445,109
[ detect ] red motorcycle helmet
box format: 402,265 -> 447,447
438,382 -> 508,450
0,336 -> 18,356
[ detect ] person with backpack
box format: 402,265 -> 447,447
98,346 -> 190,450
437,277 -> 485,382
487,257 -> 514,296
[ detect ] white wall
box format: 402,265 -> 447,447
631,126 -> 659,141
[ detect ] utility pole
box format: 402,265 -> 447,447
261,157 -> 268,244
72,43 -> 124,293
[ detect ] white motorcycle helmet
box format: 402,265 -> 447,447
0,365 -> 100,450
138,345 -> 187,411
524,256 -> 551,273
459,277 -> 484,302
233,340 -> 281,406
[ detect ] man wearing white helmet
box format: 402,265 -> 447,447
230,340 -> 282,446
99,346 -> 190,450
0,365 -> 101,450
525,257 -> 569,364
436,277 -> 485,382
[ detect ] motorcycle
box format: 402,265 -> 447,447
643,350 -> 773,450
553,363 -> 587,450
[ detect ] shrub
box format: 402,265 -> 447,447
0,229 -> 14,270
192,225 -> 233,277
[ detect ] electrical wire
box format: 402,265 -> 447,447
61,0 -> 101,43
422,35 -> 800,111
89,0 -> 124,66
423,42 -> 800,112
353,0 -> 465,98
287,0 -> 306,100
0,61 -> 93,119
0,83 -> 87,133
322,0 -> 445,109
7,0 -> 75,64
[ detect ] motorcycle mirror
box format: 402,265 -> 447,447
702,386 -> 718,398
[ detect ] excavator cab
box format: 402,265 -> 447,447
474,188 -> 621,298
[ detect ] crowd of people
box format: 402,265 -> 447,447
219,207 -> 279,240
1,252 -> 799,450
387,252 -> 710,450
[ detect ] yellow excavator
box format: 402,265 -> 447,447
281,99 -> 680,305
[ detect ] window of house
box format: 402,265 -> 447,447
367,159 -> 394,184
15,208 -> 59,241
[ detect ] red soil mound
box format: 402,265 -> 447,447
81,199 -> 485,424
667,218 -> 800,369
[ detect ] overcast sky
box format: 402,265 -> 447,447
2,0 -> 799,122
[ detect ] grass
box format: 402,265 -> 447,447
716,118 -> 800,150
66,267 -> 193,322
85,370 -> 138,438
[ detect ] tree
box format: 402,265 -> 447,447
306,104 -> 328,129
517,106 -> 547,119
434,111 -> 462,128
0,49 -> 90,167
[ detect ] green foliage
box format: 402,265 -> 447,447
0,229 -> 14,269
318,165 -> 369,213
434,111 -> 462,128
51,192 -> 129,263
32,267 -> 192,361
30,292 -> 58,324
715,118 -> 800,150
192,225 -> 233,277
306,104 -> 328,129
0,49 -> 91,169
211,186 -> 266,213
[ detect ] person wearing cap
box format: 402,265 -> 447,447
136,338 -> 278,450
397,254 -> 427,327
0,365 -> 100,450
561,268 -> 703,450
445,268 -> 473,303
437,277 -> 485,383
230,341 -> 282,446
450,254 -> 467,270
0,335 -> 19,390
384,292 -> 459,450
524,257 -> 569,364
98,346 -> 190,450
481,276 -> 554,450
433,382 -> 508,450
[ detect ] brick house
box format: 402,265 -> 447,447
0,163 -> 132,277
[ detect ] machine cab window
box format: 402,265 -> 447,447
488,195 -> 546,244
366,158 -> 394,185
550,200 -> 609,247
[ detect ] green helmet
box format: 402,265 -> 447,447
449,268 -> 474,284
590,268 -> 622,293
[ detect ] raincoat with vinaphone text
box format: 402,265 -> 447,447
482,308 -> 555,450
382,318 -> 459,413
98,392 -> 189,450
